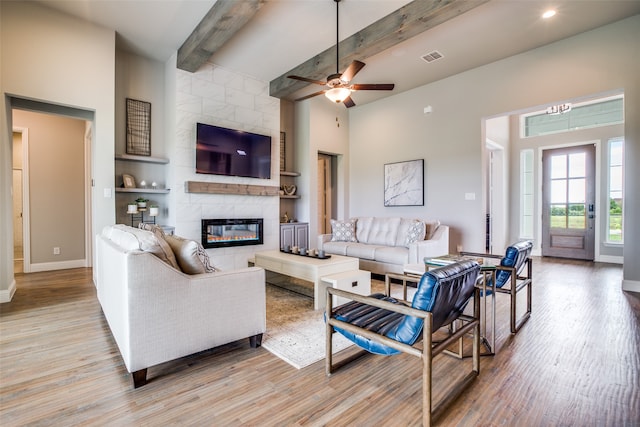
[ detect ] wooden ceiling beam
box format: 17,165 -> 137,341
269,0 -> 488,99
177,0 -> 265,73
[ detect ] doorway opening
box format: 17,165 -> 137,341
317,153 -> 337,235
9,97 -> 94,273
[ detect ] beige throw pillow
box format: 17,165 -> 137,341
165,234 -> 217,274
109,224 -> 179,270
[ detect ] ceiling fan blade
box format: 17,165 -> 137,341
295,90 -> 327,102
343,96 -> 356,108
351,83 -> 395,91
287,75 -> 327,86
340,60 -> 365,83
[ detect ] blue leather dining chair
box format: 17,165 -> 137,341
462,240 -> 533,334
325,260 -> 481,426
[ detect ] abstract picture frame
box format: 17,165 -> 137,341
384,159 -> 424,207
126,98 -> 151,156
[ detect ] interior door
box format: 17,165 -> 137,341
542,144 -> 595,260
317,154 -> 332,234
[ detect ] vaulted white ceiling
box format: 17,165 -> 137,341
35,0 -> 640,106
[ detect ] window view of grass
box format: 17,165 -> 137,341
609,199 -> 623,242
550,205 -> 586,229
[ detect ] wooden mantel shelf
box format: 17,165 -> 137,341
185,181 -> 279,196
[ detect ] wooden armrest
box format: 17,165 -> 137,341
459,251 -> 502,259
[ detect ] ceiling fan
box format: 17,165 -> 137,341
288,0 -> 394,108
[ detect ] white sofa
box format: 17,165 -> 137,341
95,225 -> 266,388
318,217 -> 449,275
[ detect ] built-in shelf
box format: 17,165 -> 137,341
115,154 -> 169,164
280,195 -> 301,199
280,171 -> 300,177
115,188 -> 170,194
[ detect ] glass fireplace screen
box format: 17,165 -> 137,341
201,218 -> 264,249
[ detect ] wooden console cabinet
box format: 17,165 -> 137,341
280,222 -> 309,249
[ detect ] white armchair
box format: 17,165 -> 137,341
95,225 -> 266,387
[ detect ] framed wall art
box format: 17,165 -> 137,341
126,98 -> 151,156
122,174 -> 136,188
384,159 -> 424,207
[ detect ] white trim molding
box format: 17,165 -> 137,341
622,279 -> 640,293
0,279 -> 17,303
29,259 -> 87,273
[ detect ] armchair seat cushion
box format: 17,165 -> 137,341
330,261 -> 480,356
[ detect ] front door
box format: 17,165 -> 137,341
542,144 -> 595,260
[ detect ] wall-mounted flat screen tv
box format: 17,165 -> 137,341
196,123 -> 272,179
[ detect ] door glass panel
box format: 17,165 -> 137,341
568,203 -> 586,229
568,153 -> 586,177
551,180 -> 567,203
550,205 -> 567,228
551,155 -> 567,178
568,178 -> 585,203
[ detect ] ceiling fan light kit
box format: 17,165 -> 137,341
288,0 -> 394,108
325,87 -> 351,103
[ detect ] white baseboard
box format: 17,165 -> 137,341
0,279 -> 17,303
29,259 -> 87,273
622,279 -> 640,293
596,255 -> 623,264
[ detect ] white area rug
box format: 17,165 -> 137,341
262,279 -> 417,370
262,284 -> 353,369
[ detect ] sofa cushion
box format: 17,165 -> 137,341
366,217 -> 401,246
354,217 -> 373,242
107,224 -> 180,270
322,241 -> 350,256
404,221 -> 426,247
374,246 -> 410,265
165,235 -> 217,274
330,219 -> 357,242
345,243 -> 384,260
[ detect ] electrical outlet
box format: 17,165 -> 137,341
53,247 -> 60,255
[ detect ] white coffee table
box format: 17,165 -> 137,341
254,250 -> 359,310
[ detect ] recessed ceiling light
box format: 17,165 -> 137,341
542,9 -> 556,19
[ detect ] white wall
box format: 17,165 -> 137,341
346,16 -> 639,289
1,1 -> 116,300
166,57 -> 281,270
295,96 -> 350,241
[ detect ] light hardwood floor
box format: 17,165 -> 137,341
1,258 -> 638,426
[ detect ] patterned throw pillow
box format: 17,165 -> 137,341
330,219 -> 358,242
164,234 -> 217,274
405,220 -> 426,246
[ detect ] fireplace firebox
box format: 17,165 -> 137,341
201,218 -> 263,249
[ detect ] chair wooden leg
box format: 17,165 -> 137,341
423,317 -> 433,427
132,369 -> 147,388
249,333 -> 263,348
326,289 -> 334,376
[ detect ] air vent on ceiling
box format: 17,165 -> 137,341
421,50 -> 444,63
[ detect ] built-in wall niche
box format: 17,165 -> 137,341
114,153 -> 170,227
